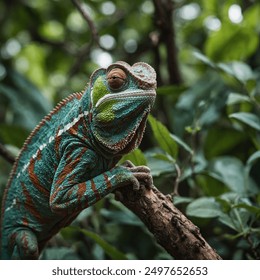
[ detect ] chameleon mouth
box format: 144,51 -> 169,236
95,89 -> 156,108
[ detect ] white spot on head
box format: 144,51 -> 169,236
5,198 -> 17,212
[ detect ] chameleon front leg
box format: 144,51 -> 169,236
49,163 -> 153,215
49,144 -> 153,214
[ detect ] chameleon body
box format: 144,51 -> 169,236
0,61 -> 156,259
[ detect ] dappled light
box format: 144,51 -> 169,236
0,0 -> 259,261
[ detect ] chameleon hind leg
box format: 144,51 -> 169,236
11,229 -> 39,259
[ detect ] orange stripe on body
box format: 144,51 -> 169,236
68,173 -> 77,185
77,182 -> 87,200
54,146 -> 88,187
22,217 -> 29,227
68,120 -> 80,137
28,150 -> 49,197
90,179 -> 101,202
21,182 -> 50,224
103,173 -> 112,190
51,147 -> 88,205
77,182 -> 87,210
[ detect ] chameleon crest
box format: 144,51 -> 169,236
0,61 -> 156,259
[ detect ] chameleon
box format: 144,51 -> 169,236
0,61 -> 156,259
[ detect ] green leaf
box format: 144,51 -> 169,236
63,227 -> 128,260
193,51 -> 216,68
246,151 -> 260,171
195,174 -> 229,197
243,3 -> 260,29
146,150 -> 175,177
215,197 -> 232,212
208,157 -> 246,194
120,148 -> 147,166
229,112 -> 260,131
205,22 -> 259,62
233,203 -> 260,215
218,208 -> 251,233
204,127 -> 247,158
169,133 -> 193,154
79,228 -> 128,260
0,124 -> 29,148
148,115 -> 178,159
218,213 -> 240,232
173,73 -> 227,135
0,70 -> 52,130
8,69 -> 52,114
40,247 -> 80,260
192,52 -> 255,86
245,151 -> 260,179
151,153 -> 175,163
173,196 -> 193,205
17,44 -> 48,88
186,197 -> 221,218
39,20 -> 65,41
226,92 -> 251,106
100,209 -> 143,226
217,62 -> 254,84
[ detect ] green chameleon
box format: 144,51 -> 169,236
0,61 -> 157,259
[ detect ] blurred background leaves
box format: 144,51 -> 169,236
0,0 -> 259,259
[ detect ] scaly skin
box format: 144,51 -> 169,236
0,61 -> 156,259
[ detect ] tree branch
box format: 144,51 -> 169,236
152,0 -> 182,85
71,0 -> 99,45
70,0 -> 105,78
115,185 -> 222,260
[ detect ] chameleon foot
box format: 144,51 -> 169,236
122,161 -> 153,190
11,229 -> 39,259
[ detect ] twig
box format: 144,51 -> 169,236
70,0 -> 105,78
150,31 -> 163,86
246,234 -> 260,260
0,143 -> 15,165
71,0 -> 99,44
68,43 -> 93,78
152,0 -> 182,85
171,162 -> 181,197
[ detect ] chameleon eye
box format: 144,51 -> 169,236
107,68 -> 127,91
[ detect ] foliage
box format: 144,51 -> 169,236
0,0 -> 259,259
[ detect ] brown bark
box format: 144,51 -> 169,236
115,185 -> 222,260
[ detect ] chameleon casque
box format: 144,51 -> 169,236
0,61 -> 156,259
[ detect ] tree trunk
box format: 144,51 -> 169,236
115,185 -> 222,260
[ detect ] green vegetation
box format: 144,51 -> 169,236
0,0 -> 259,259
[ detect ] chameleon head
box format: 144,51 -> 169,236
89,61 -> 157,155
